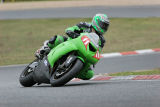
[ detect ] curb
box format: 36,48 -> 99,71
72,75 -> 160,82
102,48 -> 160,58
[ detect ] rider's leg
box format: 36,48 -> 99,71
48,35 -> 68,48
76,68 -> 94,80
35,35 -> 68,58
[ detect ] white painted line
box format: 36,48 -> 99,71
136,49 -> 153,54
102,49 -> 160,58
102,53 -> 122,58
110,75 -> 136,80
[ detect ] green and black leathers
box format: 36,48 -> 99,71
45,22 -> 106,80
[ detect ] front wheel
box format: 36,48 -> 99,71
50,59 -> 83,87
19,60 -> 37,87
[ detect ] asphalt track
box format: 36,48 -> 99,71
0,5 -> 160,20
0,68 -> 160,107
0,53 -> 160,107
95,52 -> 160,73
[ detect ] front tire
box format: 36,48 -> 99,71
50,59 -> 83,87
19,62 -> 37,87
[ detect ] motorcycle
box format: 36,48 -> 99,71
19,32 -> 102,87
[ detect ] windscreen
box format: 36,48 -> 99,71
87,33 -> 99,48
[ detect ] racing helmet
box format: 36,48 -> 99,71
92,13 -> 110,35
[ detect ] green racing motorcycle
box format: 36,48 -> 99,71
19,32 -> 102,87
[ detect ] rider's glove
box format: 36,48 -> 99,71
66,31 -> 80,38
35,40 -> 50,59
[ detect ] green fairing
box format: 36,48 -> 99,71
47,33 -> 101,79
47,41 -> 78,68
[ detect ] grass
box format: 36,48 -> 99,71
108,69 -> 160,76
0,18 -> 160,65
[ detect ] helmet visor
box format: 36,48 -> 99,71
98,20 -> 109,32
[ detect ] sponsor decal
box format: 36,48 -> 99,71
44,60 -> 48,66
81,36 -> 90,50
93,50 -> 102,60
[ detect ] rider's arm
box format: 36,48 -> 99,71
99,35 -> 106,49
65,26 -> 81,38
76,22 -> 92,29
65,22 -> 91,38
98,35 -> 106,53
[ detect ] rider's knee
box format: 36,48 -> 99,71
77,69 -> 94,80
84,70 -> 94,80
49,35 -> 57,45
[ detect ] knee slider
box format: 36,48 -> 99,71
85,70 -> 94,80
76,69 -> 94,80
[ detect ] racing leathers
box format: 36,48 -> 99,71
36,22 -> 106,80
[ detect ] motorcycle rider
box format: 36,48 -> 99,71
35,13 -> 110,80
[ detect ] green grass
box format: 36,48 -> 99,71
108,69 -> 160,76
0,18 -> 160,65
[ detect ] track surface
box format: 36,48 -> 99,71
95,52 -> 160,73
0,53 -> 160,107
0,68 -> 160,107
0,5 -> 160,20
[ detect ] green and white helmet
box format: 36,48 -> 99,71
92,13 -> 110,35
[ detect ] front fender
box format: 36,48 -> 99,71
47,42 -> 78,68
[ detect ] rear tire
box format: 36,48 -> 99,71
19,62 -> 37,87
50,59 -> 83,87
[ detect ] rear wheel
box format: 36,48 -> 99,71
50,59 -> 83,87
19,60 -> 37,87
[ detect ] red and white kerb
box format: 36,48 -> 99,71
102,48 -> 160,58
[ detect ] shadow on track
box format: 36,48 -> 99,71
65,81 -> 108,87
27,81 -> 111,88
